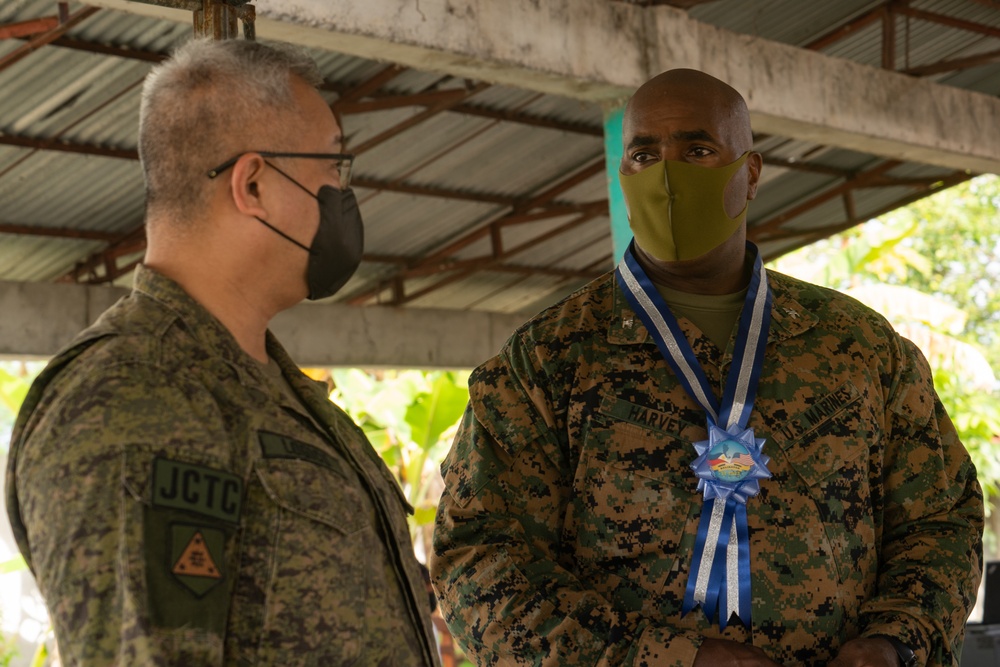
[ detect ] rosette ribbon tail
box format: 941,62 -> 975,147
681,496 -> 751,630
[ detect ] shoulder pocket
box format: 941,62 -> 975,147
469,366 -> 543,464
120,447 -> 240,644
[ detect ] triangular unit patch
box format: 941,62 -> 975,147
170,524 -> 225,597
173,531 -> 222,578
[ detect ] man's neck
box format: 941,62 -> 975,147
633,233 -> 750,295
145,256 -> 275,363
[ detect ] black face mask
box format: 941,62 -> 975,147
255,163 -> 364,300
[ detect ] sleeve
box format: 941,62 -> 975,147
430,335 -> 704,667
11,358 -> 236,666
859,337 -> 984,667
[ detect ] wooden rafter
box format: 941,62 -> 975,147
0,4 -> 100,72
895,5 -> 1000,39
0,16 -> 60,39
386,209 -> 606,306
349,82 -> 492,155
751,165 -> 976,246
803,7 -> 884,51
13,31 -> 605,137
345,158 -> 609,305
751,160 -> 903,239
58,224 -> 146,283
902,48 -> 1000,77
333,64 -> 407,107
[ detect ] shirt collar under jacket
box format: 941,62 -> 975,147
606,266 -> 818,350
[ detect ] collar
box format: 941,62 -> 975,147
132,265 -> 305,394
607,270 -> 817,348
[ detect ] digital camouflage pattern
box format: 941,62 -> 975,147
6,265 -> 440,667
431,266 -> 984,667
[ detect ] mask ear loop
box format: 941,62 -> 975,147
722,151 -> 752,222
252,160 -> 321,254
253,216 -> 312,253
264,160 -> 320,200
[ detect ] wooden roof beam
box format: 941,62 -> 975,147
0,5 -> 100,72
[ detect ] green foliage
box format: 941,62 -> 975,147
403,374 -> 470,516
328,369 -> 470,540
0,632 -> 18,667
0,556 -> 27,575
934,369 -> 1000,501
0,557 -> 27,667
28,642 -> 46,667
0,365 -> 33,419
879,176 -> 1000,371
776,221 -> 930,291
0,362 -> 43,456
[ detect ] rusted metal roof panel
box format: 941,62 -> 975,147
0,0 -> 994,314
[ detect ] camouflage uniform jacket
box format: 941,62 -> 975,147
6,265 -> 441,667
431,268 -> 983,667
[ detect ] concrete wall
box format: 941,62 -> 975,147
0,281 -> 524,368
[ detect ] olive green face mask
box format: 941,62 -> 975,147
619,151 -> 750,262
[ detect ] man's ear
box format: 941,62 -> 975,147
229,153 -> 269,218
746,151 -> 763,201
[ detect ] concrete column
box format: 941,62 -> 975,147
603,105 -> 630,263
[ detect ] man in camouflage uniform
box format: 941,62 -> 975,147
6,39 -> 439,666
431,70 -> 983,667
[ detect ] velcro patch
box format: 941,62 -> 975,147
152,458 -> 243,524
599,394 -> 695,435
258,430 -> 346,477
773,381 -> 861,446
170,524 -> 225,597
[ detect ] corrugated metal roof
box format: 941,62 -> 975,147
0,153 -> 143,232
354,189 -> 499,257
0,0 -> 997,315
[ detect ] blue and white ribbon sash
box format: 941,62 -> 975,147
615,240 -> 773,630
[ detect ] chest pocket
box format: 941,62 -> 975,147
772,381 -> 880,588
254,429 -> 364,531
254,455 -> 366,533
570,399 -> 701,613
229,434 -> 370,665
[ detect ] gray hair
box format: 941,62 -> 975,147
138,38 -> 324,225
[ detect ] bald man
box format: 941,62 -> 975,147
7,39 -> 439,666
431,70 -> 982,667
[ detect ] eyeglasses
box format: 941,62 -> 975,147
207,151 -> 354,188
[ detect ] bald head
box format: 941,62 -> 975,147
623,69 -> 753,156
618,68 -> 763,267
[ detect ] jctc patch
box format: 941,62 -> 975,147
152,458 -> 243,524
170,524 -> 225,597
